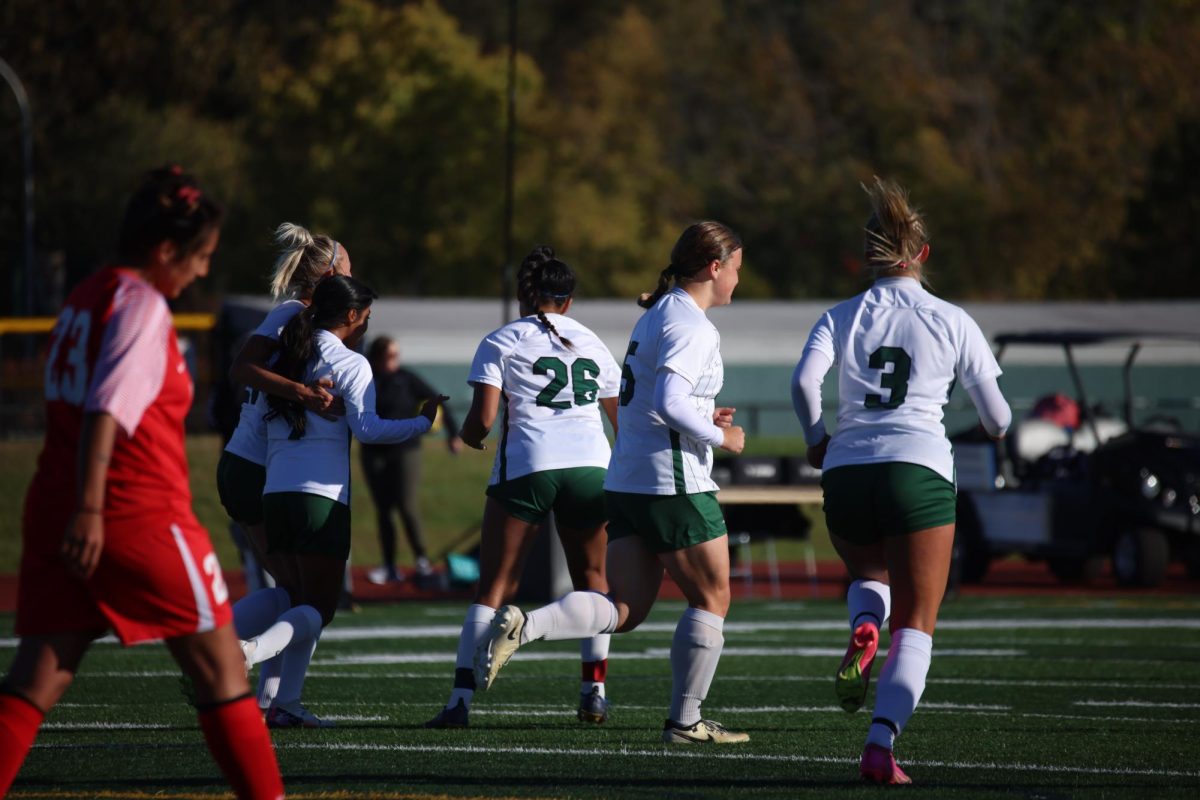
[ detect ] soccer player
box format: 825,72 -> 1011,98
475,223 -> 750,745
251,274 -> 442,727
0,166 -> 285,799
792,177 -> 1011,784
216,222 -> 351,722
425,246 -> 620,728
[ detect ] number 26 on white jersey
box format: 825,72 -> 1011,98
45,307 -> 92,405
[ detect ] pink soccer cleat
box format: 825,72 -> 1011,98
836,621 -> 879,712
860,743 -> 912,785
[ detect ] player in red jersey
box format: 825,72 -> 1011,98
0,167 -> 285,799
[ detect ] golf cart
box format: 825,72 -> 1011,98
950,330 -> 1200,587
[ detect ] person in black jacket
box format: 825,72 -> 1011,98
361,336 -> 461,584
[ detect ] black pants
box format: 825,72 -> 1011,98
360,446 -> 427,566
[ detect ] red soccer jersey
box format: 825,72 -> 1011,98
19,266 -> 231,644
25,266 -> 193,522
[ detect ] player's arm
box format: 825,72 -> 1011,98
958,315 -> 1010,440
460,382 -> 501,450
792,347 -> 833,467
965,378 -> 1011,440
230,334 -> 337,415
62,412 -> 119,579
343,359 -> 438,444
654,369 -> 742,454
600,395 -> 619,439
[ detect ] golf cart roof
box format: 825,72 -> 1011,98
994,330 -> 1200,347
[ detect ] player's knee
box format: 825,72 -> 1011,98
614,600 -> 648,633
317,604 -> 338,627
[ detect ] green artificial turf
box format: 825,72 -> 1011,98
4,596 -> 1199,798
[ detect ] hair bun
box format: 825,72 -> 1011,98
526,244 -> 556,265
274,221 -> 315,251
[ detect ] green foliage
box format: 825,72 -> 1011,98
251,0 -> 534,295
2,0 -> 1199,306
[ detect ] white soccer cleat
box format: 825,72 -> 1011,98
474,604 -> 526,691
661,718 -> 750,744
239,639 -> 256,675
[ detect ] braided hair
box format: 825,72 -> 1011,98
266,274 -> 378,438
517,245 -> 576,349
637,221 -> 742,309
116,165 -> 222,265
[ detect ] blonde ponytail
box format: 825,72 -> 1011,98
862,177 -> 930,283
268,222 -> 340,300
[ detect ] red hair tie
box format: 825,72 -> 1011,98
176,185 -> 202,208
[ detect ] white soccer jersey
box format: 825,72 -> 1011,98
804,277 -> 1001,483
265,330 -> 431,504
224,300 -> 305,465
605,288 -> 724,495
469,313 -> 620,484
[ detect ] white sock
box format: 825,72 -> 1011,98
867,628 -> 933,750
247,604 -> 322,667
580,633 -> 611,697
846,580 -> 889,631
448,604 -> 495,709
233,587 -> 290,640
272,606 -> 325,709
669,607 -> 725,727
256,654 -> 282,709
521,591 -> 618,644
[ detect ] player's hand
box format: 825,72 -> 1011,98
719,425 -> 745,455
421,395 -> 450,423
447,436 -> 463,455
459,426 -> 487,451
61,509 -> 105,579
806,434 -> 830,470
713,407 -> 736,428
301,378 -> 343,420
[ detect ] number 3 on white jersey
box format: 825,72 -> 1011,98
44,307 -> 92,405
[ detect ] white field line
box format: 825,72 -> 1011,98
1017,711 -> 1199,725
268,742 -> 1200,779
311,646 -> 1023,666
40,702 -> 1194,728
41,722 -> 171,730
3,615 -> 1196,649
295,617 -> 1200,641
28,738 -> 1199,779
466,704 -> 1196,725
62,668 -> 1200,695
1074,700 -> 1200,709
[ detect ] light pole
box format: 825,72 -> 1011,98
501,0 -> 517,324
0,57 -> 35,317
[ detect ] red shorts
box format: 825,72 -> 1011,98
17,504 -> 233,645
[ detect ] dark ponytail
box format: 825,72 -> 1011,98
267,274 -> 378,438
117,165 -> 223,265
517,245 -> 576,349
637,266 -> 676,309
637,221 -> 742,309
